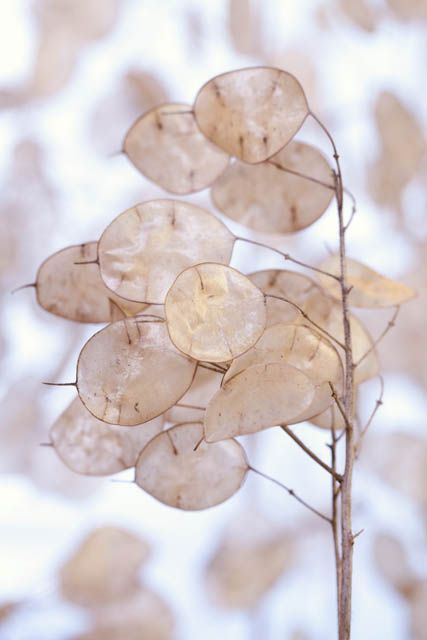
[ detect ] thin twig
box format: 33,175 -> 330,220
280,424 -> 342,482
329,420 -> 342,613
11,283 -> 37,295
234,236 -> 341,282
249,465 -> 332,524
266,160 -> 335,190
328,382 -> 351,431
354,376 -> 385,458
198,362 -> 227,374
176,402 -> 206,411
355,306 -> 400,368
265,293 -> 345,350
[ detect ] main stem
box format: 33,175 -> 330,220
311,112 -> 355,638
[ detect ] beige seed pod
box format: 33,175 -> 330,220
205,516 -> 294,609
75,589 -> 174,640
98,200 -> 235,304
318,256 -> 416,308
224,324 -> 343,423
124,103 -> 229,194
387,0 -> 427,21
165,263 -> 266,362
50,397 -> 164,476
320,302 -> 379,385
338,0 -> 379,32
194,67 -> 309,163
249,269 -> 333,328
211,141 -> 333,233
60,526 -> 149,607
165,365 -> 222,424
36,242 -> 146,322
204,362 -> 315,442
410,582 -> 427,640
77,319 -> 197,426
135,422 -> 248,510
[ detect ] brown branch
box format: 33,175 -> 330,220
249,465 -> 332,524
354,306 -> 400,368
176,402 -> 206,411
234,236 -> 341,282
266,160 -> 336,190
328,382 -> 351,432
265,293 -> 345,350
280,424 -> 343,482
329,420 -> 342,614
311,110 -> 355,640
355,376 -> 384,457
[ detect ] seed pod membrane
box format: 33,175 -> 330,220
318,256 -> 416,308
194,67 -> 309,163
60,527 -> 149,607
205,362 -> 315,442
36,242 -> 146,322
165,365 -> 222,423
98,200 -> 235,304
77,319 -> 197,426
135,422 -> 248,510
249,269 -> 333,327
212,141 -> 333,233
50,397 -> 164,476
224,324 -> 343,423
124,103 -> 229,194
165,263 -> 266,362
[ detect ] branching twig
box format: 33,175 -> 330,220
249,465 -> 332,524
280,424 -> 342,482
354,306 -> 400,368
354,376 -> 384,457
329,420 -> 342,614
234,237 -> 341,282
328,382 -> 351,432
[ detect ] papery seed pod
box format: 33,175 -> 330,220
35,242 -> 146,323
135,422 -> 248,510
77,319 -> 197,426
124,103 -> 229,194
50,397 -> 164,476
205,362 -> 315,442
194,67 -> 309,163
211,141 -> 333,233
98,200 -> 235,304
165,263 -> 266,362
318,256 -> 416,308
60,527 -> 150,607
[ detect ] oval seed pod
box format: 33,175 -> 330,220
224,324 -> 343,423
76,589 -> 175,640
205,362 -> 315,442
60,527 -> 150,607
318,256 -> 416,308
77,319 -> 197,426
165,263 -> 267,362
50,397 -> 164,476
98,200 -> 235,304
124,103 -> 229,194
135,422 -> 248,510
194,67 -> 309,163
249,269 -> 333,328
36,242 -> 146,322
321,302 -> 379,385
211,141 -> 333,233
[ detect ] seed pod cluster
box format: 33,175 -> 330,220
24,67 -> 415,511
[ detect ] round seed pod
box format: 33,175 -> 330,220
223,323 -> 343,423
318,256 -> 416,308
194,67 -> 309,163
135,422 -> 248,510
98,200 -> 235,304
204,362 -> 315,442
77,319 -> 197,426
211,141 -> 333,233
165,263 -> 267,362
50,397 -> 164,476
60,527 -> 150,607
124,103 -> 229,194
36,242 -> 146,322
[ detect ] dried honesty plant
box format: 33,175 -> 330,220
20,66 -> 417,639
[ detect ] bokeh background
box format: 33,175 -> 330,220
0,1 -> 426,638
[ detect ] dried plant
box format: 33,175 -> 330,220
19,66 -> 417,639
